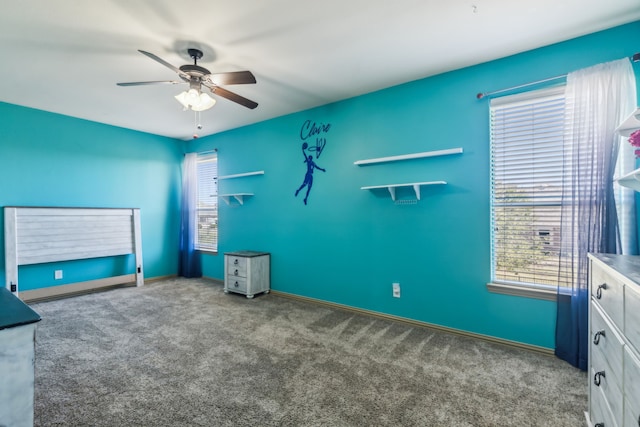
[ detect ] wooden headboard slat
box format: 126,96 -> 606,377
4,207 -> 144,297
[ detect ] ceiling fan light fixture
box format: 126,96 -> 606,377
174,89 -> 216,111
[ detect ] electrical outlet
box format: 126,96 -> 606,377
55,270 -> 63,280
392,282 -> 401,298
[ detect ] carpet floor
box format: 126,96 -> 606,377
31,278 -> 587,426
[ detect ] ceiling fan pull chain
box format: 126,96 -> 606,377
193,110 -> 203,139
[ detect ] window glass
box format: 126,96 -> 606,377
490,87 -> 569,289
196,154 -> 218,252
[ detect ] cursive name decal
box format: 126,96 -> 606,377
300,120 -> 330,158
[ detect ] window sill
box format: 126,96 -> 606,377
197,249 -> 218,256
486,282 -> 557,302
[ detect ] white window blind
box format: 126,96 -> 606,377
490,87 -> 570,288
196,154 -> 218,251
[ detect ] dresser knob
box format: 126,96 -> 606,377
596,283 -> 607,299
234,259 -> 239,265
234,269 -> 239,275
595,423 -> 604,427
234,281 -> 239,288
593,330 -> 605,345
594,371 -> 605,386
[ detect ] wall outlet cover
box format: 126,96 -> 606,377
392,282 -> 400,298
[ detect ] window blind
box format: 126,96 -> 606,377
196,154 -> 218,251
490,87 -> 569,288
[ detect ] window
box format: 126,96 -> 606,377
195,154 -> 218,252
490,87 -> 570,291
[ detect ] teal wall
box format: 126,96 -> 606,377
0,21 -> 637,350
189,21 -> 640,350
0,103 -> 184,290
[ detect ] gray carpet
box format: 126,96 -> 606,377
31,278 -> 587,426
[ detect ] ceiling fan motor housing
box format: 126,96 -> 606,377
180,64 -> 211,77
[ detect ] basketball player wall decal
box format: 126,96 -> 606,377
295,120 -> 331,205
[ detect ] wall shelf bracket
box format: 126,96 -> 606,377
219,193 -> 254,205
615,107 -> 640,137
361,181 -> 446,201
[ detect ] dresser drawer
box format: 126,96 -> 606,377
625,398 -> 640,427
591,302 -> 624,387
591,262 -> 624,329
226,277 -> 247,293
625,283 -> 640,354
624,346 -> 640,427
590,380 -> 617,427
590,364 -> 623,426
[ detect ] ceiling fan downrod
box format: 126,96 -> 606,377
188,48 -> 204,65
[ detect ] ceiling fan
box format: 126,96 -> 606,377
117,48 -> 258,110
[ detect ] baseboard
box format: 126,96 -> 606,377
202,276 -> 224,286
20,274 -> 177,303
269,290 -> 555,356
143,274 -> 177,284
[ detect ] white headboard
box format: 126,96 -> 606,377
4,207 -> 143,297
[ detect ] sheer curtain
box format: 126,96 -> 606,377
555,58 -> 637,369
178,153 -> 202,278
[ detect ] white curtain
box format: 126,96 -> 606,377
555,58 -> 637,369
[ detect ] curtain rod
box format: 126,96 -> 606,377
476,52 -> 640,100
196,149 -> 217,156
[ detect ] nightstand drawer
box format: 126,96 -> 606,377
227,256 -> 248,273
227,255 -> 247,268
226,277 -> 247,293
227,266 -> 247,278
591,264 -> 624,329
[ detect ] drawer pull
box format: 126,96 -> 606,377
596,283 -> 607,299
234,269 -> 239,275
594,370 -> 605,386
595,423 -> 604,427
593,330 -> 605,345
234,281 -> 239,288
234,259 -> 239,265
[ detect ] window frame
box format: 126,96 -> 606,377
487,86 -> 567,301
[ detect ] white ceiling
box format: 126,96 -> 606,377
1,1 -> 639,140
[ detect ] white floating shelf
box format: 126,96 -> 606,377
354,147 -> 462,166
219,193 -> 254,205
361,181 -> 446,201
616,167 -> 640,191
218,170 -> 265,180
616,107 -> 640,137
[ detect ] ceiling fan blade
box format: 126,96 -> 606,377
117,80 -> 183,86
209,86 -> 258,109
209,71 -> 256,86
138,50 -> 189,78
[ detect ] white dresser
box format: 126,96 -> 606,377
224,251 -> 270,299
586,253 -> 640,427
0,287 -> 41,427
